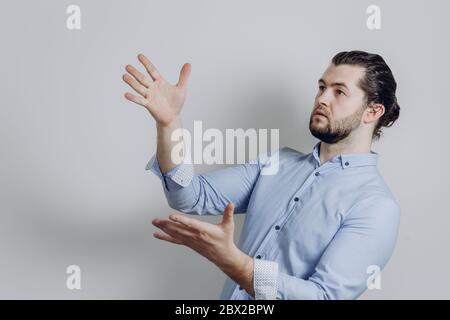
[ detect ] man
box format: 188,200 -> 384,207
122,50 -> 401,300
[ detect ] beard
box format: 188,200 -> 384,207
309,106 -> 366,144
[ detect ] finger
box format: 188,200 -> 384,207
153,231 -> 185,245
156,220 -> 197,240
138,54 -> 162,81
124,92 -> 160,120
222,202 -> 235,225
124,92 -> 149,108
176,63 -> 191,89
125,64 -> 152,87
122,73 -> 147,97
169,213 -> 206,232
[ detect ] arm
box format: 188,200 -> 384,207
146,150 -> 263,215
123,54 -> 264,216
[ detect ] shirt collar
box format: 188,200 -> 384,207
312,141 -> 378,169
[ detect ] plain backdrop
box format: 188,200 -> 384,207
1,0 -> 449,299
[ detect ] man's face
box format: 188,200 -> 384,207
309,63 -> 368,144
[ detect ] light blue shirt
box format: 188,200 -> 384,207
147,142 -> 400,300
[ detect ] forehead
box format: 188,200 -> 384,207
320,64 -> 366,91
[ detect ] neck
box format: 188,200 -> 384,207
318,135 -> 372,166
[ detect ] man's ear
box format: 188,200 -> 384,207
364,103 -> 385,124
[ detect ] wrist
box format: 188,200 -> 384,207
219,247 -> 254,295
156,114 -> 182,131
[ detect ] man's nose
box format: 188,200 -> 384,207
317,89 -> 332,107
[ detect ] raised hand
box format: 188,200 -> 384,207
123,54 -> 191,126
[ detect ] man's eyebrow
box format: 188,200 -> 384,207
318,78 -> 349,89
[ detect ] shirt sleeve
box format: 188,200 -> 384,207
252,196 -> 401,300
253,258 -> 279,299
145,151 -> 276,215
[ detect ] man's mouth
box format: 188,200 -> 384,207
313,112 -> 328,118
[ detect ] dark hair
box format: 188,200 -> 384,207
331,50 -> 400,141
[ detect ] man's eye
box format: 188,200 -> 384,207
337,89 -> 345,96
319,86 -> 325,91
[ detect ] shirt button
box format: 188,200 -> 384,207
256,255 -> 261,259
294,197 -> 299,202
345,161 -> 349,166
315,172 -> 320,176
275,225 -> 280,230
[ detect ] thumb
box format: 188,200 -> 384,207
176,63 -> 191,88
221,202 -> 235,226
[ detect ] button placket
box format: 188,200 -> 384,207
253,168 -> 320,263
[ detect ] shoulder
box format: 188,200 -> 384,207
247,146 -> 304,165
263,146 -> 308,163
247,146 -> 308,175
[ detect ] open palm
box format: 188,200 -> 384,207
122,54 -> 191,126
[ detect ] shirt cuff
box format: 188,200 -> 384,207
145,153 -> 194,191
253,258 -> 279,300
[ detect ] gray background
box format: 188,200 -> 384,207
0,0 -> 449,299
